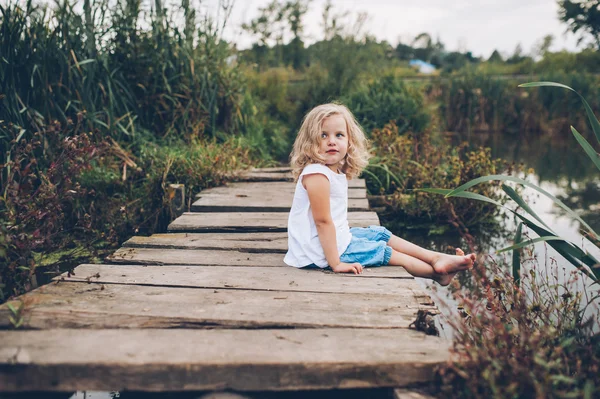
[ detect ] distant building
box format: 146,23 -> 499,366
409,59 -> 436,74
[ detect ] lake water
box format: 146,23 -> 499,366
387,130 -> 600,339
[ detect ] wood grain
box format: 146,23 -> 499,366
58,264 -> 417,294
168,212 -> 380,232
0,328 -> 449,391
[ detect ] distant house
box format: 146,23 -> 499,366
409,59 -> 436,74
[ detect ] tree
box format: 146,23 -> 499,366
395,41 -> 414,60
507,43 -> 525,64
558,0 -> 600,49
411,32 -> 434,61
241,0 -> 309,69
282,0 -> 309,69
532,34 -> 554,58
321,0 -> 345,40
488,49 -> 504,63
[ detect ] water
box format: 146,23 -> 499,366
384,130 -> 600,339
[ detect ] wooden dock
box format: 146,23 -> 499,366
0,167 -> 448,395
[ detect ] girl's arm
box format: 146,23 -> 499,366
303,174 -> 363,274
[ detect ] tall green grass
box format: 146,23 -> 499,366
436,72 -> 600,136
0,0 -> 246,155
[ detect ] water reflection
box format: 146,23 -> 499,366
467,130 -> 598,184
384,130 -> 600,338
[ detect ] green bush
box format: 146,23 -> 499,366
438,255 -> 600,399
344,74 -> 432,134
535,49 -> 600,74
365,122 -> 513,229
436,72 -> 600,136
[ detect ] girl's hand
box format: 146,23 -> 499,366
331,262 -> 363,274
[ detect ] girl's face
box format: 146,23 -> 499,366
319,114 -> 348,173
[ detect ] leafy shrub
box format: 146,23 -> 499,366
0,121 -> 260,303
535,50 -> 600,74
365,122 -> 514,229
437,252 -> 600,399
0,121 -> 107,301
436,72 -> 600,136
344,74 -> 431,134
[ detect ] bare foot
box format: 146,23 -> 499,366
458,248 -> 476,264
432,249 -> 476,286
431,249 -> 475,275
434,272 -> 457,286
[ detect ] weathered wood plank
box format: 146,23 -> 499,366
192,196 -> 369,212
251,166 -> 291,173
107,248 -> 413,278
58,265 -> 418,295
107,248 -> 287,266
237,171 -> 366,188
105,249 -> 411,278
0,282 -> 431,330
123,232 -> 289,252
237,171 -> 293,182
393,389 -> 437,399
0,328 -> 449,391
168,212 -> 380,232
196,182 -> 367,199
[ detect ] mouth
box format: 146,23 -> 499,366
326,150 -> 338,154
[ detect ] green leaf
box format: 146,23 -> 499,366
6,303 -> 16,314
361,168 -> 383,192
584,380 -> 594,399
571,126 -> 600,172
445,175 -> 599,240
549,374 -> 577,384
515,212 -> 599,282
519,81 -> 600,146
499,236 -> 565,253
15,129 -> 26,143
418,188 -> 504,207
502,184 -> 553,232
512,222 -> 522,285
421,185 -> 600,283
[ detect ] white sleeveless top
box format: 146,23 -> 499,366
284,164 -> 352,268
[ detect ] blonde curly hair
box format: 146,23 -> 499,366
290,103 -> 370,181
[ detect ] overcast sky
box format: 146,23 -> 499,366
210,0 -> 583,59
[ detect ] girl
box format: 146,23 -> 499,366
283,103 -> 475,286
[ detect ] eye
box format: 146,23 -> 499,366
336,133 -> 345,138
321,133 -> 327,138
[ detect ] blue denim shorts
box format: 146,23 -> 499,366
339,225 -> 393,267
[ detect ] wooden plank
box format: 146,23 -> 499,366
0,328 -> 450,391
237,171 -> 366,188
123,232 -> 289,252
58,265 -> 418,295
168,212 -> 380,232
192,196 -> 369,212
107,248 -> 287,266
251,166 -> 291,173
237,171 -> 293,182
0,282 -> 431,329
393,389 -> 437,399
196,182 -> 367,198
107,249 -> 413,278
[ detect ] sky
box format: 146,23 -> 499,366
206,0 -> 584,59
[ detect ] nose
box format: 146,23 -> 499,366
327,135 -> 336,145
